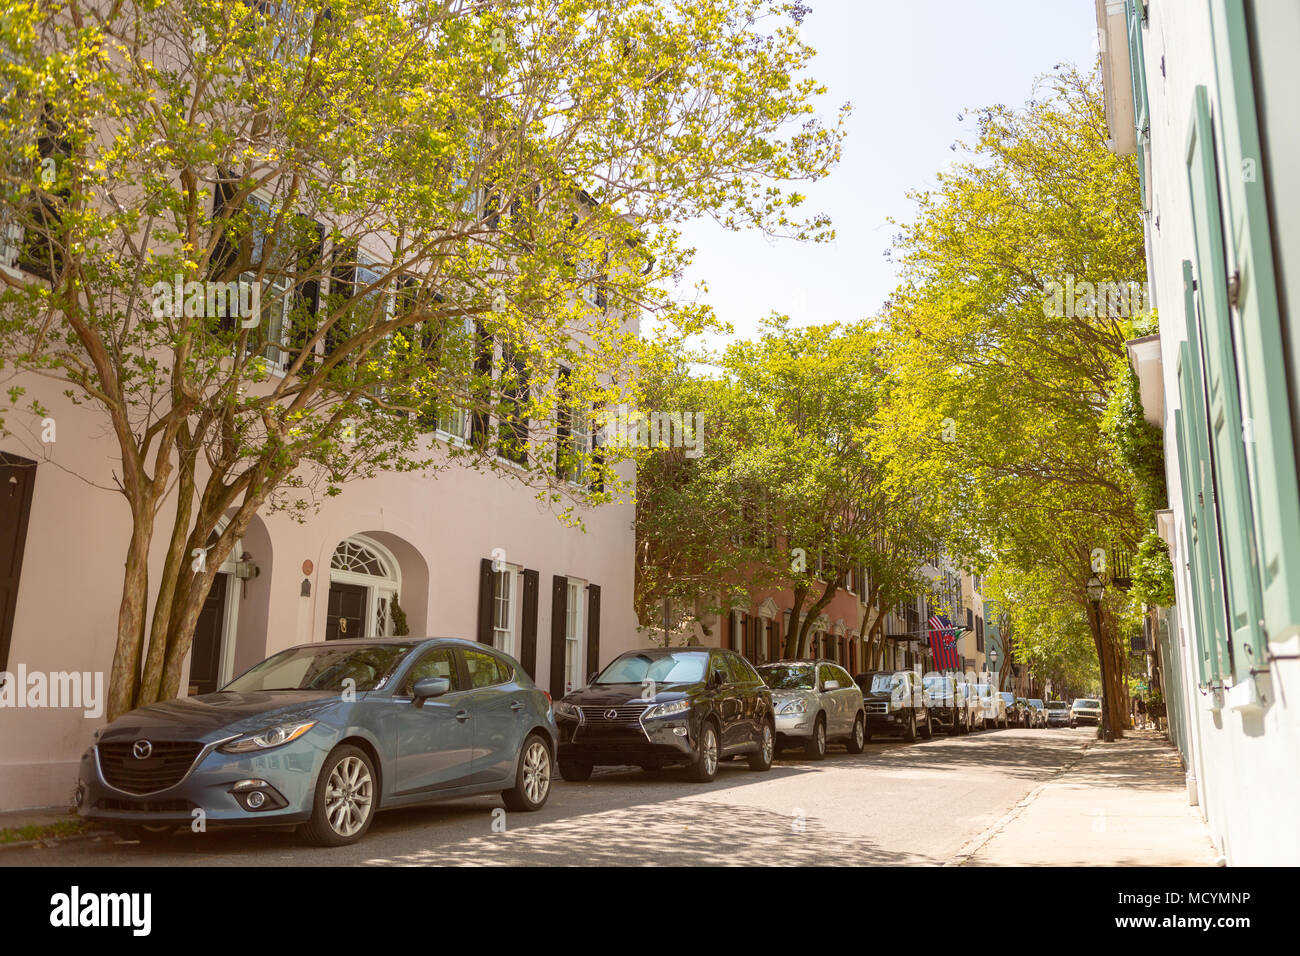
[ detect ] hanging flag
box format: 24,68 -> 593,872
928,614 -> 962,670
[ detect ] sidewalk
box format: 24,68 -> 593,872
962,730 -> 1219,866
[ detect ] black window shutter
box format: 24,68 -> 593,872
289,216 -> 325,369
326,242 -> 358,361
210,173 -> 239,283
549,575 -> 568,699
520,568 -> 539,677
476,558 -> 495,643
471,321 -> 493,447
556,366 -> 571,480
589,402 -> 604,493
20,112 -> 71,280
586,584 -> 601,680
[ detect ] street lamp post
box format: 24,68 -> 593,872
988,647 -> 999,685
1086,574 -> 1113,742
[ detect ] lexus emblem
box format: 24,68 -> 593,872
604,709 -> 618,720
132,739 -> 153,760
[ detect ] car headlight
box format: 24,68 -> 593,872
554,701 -> 583,722
219,721 -> 316,754
778,699 -> 807,715
643,699 -> 691,720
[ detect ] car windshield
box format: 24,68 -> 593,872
595,651 -> 708,685
974,684 -> 991,696
1046,701 -> 1069,710
1030,700 -> 1044,707
1000,692 -> 1014,703
224,643 -> 418,693
757,664 -> 815,690
923,676 -> 950,692
1075,699 -> 1101,708
870,673 -> 904,693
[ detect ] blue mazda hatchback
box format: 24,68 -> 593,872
77,637 -> 558,846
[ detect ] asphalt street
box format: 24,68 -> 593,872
4,726 -> 1097,867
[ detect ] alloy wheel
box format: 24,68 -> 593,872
521,739 -> 551,805
702,726 -> 718,776
325,755 -> 374,838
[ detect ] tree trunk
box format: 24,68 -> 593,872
108,516 -> 155,721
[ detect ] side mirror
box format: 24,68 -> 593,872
711,669 -> 727,688
823,679 -> 840,691
412,677 -> 450,706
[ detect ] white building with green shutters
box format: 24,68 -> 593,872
1097,0 -> 1300,865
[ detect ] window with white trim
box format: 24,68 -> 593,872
564,578 -> 585,693
492,565 -> 516,654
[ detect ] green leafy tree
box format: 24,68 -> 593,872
874,65 -> 1146,734
635,319 -> 945,659
0,0 -> 845,717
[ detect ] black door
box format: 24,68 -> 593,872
189,573 -> 229,695
0,453 -> 36,672
326,582 -> 368,640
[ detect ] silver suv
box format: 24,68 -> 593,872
1044,700 -> 1071,726
758,660 -> 866,759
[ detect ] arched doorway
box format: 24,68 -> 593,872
326,536 -> 401,640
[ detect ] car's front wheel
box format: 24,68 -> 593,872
903,710 -> 917,743
688,721 -> 720,783
502,733 -> 552,812
748,721 -> 774,771
920,711 -> 934,740
846,712 -> 866,753
301,745 -> 376,847
805,716 -> 827,760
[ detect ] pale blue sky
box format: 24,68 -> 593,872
671,0 -> 1099,348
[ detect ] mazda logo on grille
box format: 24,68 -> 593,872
604,709 -> 618,720
132,739 -> 153,760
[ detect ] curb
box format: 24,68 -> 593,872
944,736 -> 1097,867
0,829 -> 113,854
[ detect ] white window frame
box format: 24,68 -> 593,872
329,535 -> 401,639
564,577 -> 586,694
491,563 -> 519,655
567,402 -> 591,487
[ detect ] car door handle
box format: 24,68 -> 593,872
509,700 -> 524,711
455,710 -> 470,722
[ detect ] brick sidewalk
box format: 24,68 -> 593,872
961,730 -> 1219,866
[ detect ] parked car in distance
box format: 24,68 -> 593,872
757,660 -> 865,759
1000,692 -> 1023,727
1071,698 -> 1103,727
77,638 -> 558,847
971,683 -> 1007,729
1044,700 -> 1072,727
855,670 -> 934,742
553,647 -> 774,783
923,674 -> 971,736
1026,699 -> 1047,728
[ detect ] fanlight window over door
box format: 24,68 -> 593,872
329,537 -> 399,637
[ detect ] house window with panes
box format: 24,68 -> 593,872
492,566 -> 515,655
564,579 -> 585,693
238,198 -> 293,373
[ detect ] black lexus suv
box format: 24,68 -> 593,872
553,647 -> 774,783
